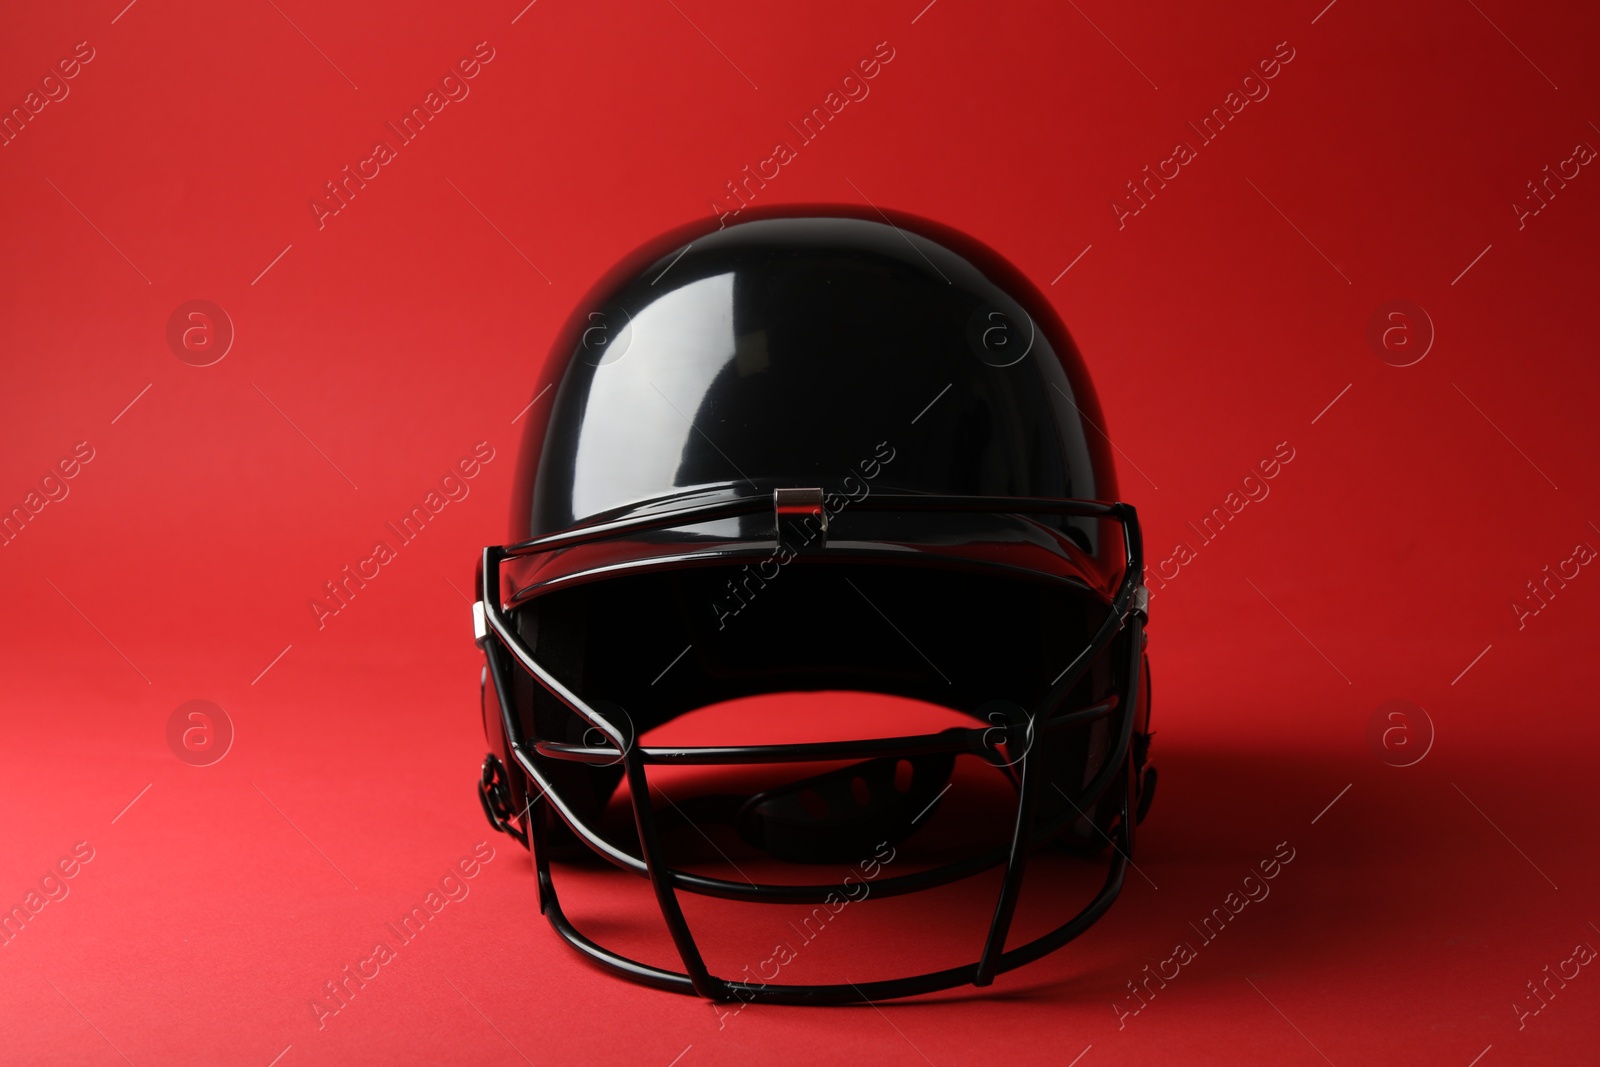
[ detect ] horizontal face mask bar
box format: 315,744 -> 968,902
502,492 -> 1128,558
478,492 -> 1146,1002
529,696 -> 1118,766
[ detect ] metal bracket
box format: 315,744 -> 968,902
478,754 -> 528,846
472,600 -> 488,648
773,487 -> 828,551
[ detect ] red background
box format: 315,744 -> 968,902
3,0 -> 1598,1063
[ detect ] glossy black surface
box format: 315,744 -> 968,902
515,216 -> 1118,541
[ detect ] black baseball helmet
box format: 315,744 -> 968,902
473,209 -> 1154,1004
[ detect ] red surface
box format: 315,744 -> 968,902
3,0 -> 1598,1063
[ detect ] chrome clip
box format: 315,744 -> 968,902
773,487 -> 828,551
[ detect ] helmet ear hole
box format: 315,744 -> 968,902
893,759 -> 914,793
851,776 -> 872,806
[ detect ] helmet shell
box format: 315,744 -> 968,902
512,212 -> 1120,564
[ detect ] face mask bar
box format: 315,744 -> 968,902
476,492 -> 1146,1005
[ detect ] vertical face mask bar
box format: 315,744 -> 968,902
480,546 -> 724,997
478,495 -> 1147,1003
961,604 -> 1144,991
966,614 -> 1145,991
974,504 -> 1143,984
973,714 -> 1044,985
617,738 -> 725,998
